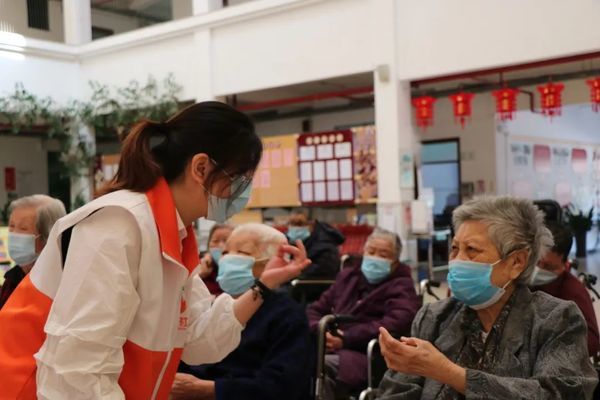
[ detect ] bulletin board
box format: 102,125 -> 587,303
507,139 -> 596,209
247,134 -> 301,208
298,130 -> 355,206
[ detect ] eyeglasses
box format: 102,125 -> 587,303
210,158 -> 253,188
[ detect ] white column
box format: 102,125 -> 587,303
374,76 -> 418,242
192,0 -> 223,15
373,0 -> 419,259
63,0 -> 92,45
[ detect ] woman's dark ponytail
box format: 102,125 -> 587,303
98,120 -> 167,195
98,101 -> 262,196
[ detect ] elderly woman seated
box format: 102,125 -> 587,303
377,196 -> 598,400
307,227 -> 420,398
171,223 -> 311,400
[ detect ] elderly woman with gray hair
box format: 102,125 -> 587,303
307,227 -> 420,398
1,195 -> 66,309
377,196 -> 598,399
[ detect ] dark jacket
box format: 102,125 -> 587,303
378,285 -> 598,399
179,293 -> 312,400
0,265 -> 25,310
532,270 -> 600,357
307,260 -> 420,388
299,220 -> 345,280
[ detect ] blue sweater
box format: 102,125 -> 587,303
179,293 -> 312,400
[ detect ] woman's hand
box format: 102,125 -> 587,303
198,253 -> 214,279
326,331 -> 344,352
379,327 -> 466,394
170,373 -> 215,400
260,240 -> 311,289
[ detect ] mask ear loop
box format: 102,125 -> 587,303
493,247 -> 529,290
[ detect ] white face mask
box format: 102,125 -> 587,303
205,178 -> 252,223
8,232 -> 39,266
529,266 -> 560,286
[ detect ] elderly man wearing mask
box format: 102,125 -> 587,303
307,227 -> 420,399
0,195 -> 66,310
171,223 -> 312,400
529,222 -> 599,357
377,196 -> 598,400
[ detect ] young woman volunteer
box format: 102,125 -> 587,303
0,101 -> 311,399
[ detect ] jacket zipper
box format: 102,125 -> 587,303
151,348 -> 172,399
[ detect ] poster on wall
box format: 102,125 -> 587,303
507,139 -> 594,208
298,130 -> 355,206
246,134 -> 301,208
352,125 -> 377,203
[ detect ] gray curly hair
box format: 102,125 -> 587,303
452,196 -> 554,284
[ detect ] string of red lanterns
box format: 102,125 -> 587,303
586,77 -> 600,112
412,96 -> 436,130
491,87 -> 519,122
537,82 -> 564,119
449,92 -> 474,128
412,78 -> 600,130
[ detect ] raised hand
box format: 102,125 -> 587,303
260,240 -> 311,289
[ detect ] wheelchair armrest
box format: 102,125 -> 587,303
359,387 -> 380,400
291,279 -> 336,287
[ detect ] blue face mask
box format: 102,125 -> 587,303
361,256 -> 392,284
209,247 -> 223,264
447,259 -> 511,310
206,178 -> 252,223
529,266 -> 559,287
8,232 -> 39,266
216,254 -> 263,296
287,226 -> 310,242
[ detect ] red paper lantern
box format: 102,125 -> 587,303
492,87 -> 519,121
449,92 -> 474,128
586,77 -> 600,112
537,82 -> 564,118
412,96 -> 436,131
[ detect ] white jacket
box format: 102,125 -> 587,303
0,179 -> 242,400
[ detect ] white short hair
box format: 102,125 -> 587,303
452,196 -> 554,284
231,223 -> 287,259
10,195 -> 66,242
366,227 -> 402,260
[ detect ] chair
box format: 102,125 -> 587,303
314,314 -> 357,400
533,199 -> 563,224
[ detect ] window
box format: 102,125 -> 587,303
27,0 -> 49,30
420,139 -> 461,219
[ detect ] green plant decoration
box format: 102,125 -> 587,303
0,74 -> 182,203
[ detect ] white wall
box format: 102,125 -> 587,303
211,0 -> 378,96
0,47 -> 82,104
80,33 -> 200,101
0,136 -> 48,207
396,0 -> 600,80
0,0 -> 63,42
419,93 -> 498,194
255,107 -> 375,136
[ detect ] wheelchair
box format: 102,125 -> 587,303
314,279 -> 442,400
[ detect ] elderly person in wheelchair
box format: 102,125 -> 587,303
376,196 -> 598,400
171,223 -> 312,400
307,228 -> 420,399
